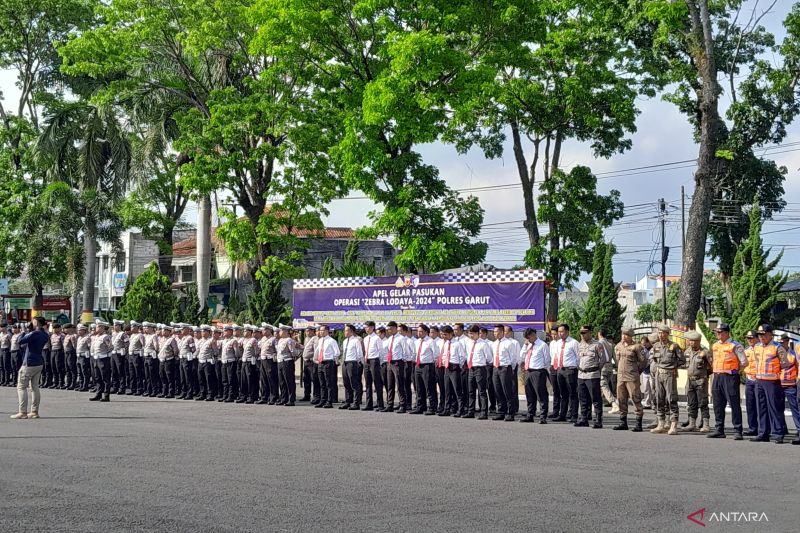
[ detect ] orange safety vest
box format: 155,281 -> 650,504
712,340 -> 741,374
780,352 -> 797,387
754,343 -> 781,381
744,346 -> 757,380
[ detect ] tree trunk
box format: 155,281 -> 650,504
31,283 -> 44,318
196,195 -> 212,313
159,226 -> 174,279
81,230 -> 97,323
675,0 -> 721,328
510,120 -> 540,247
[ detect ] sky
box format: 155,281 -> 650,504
2,1 -> 798,285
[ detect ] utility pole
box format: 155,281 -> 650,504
659,198 -> 669,323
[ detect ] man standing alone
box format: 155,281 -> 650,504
11,317 -> 49,419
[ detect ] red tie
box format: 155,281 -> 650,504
387,336 -> 394,363
494,341 -> 501,368
416,340 -> 423,367
444,341 -> 451,369
525,344 -> 534,370
365,337 -> 371,361
318,338 -> 324,363
468,342 -> 476,369
556,341 -> 565,369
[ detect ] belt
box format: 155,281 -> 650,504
78,352 -> 90,358
446,364 -> 462,369
580,366 -> 600,373
528,367 -> 547,372
111,352 -> 123,356
95,353 -> 111,359
559,366 -> 577,371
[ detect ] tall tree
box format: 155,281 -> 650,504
582,238 -> 625,339
250,0 -> 505,273
642,0 -> 800,327
115,263 -> 177,323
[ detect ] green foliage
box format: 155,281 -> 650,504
115,264 -> 177,323
722,203 -> 788,341
635,303 -> 660,324
582,239 -> 625,339
244,278 -> 290,326
696,309 -> 715,348
172,282 -> 210,325
557,298 -> 585,337
320,241 -> 385,278
525,166 -> 623,288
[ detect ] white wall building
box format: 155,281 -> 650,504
94,232 -> 160,313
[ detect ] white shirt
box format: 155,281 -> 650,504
178,335 -> 196,360
523,339 -> 551,370
144,333 -> 159,355
241,337 -> 259,364
440,339 -> 467,367
433,337 -> 444,363
413,336 -> 436,365
552,337 -> 580,369
342,336 -> 364,363
221,337 -> 239,363
364,333 -> 382,361
402,335 -> 415,362
315,336 -> 341,362
384,333 -> 407,363
91,334 -> 112,359
465,338 -> 492,367
505,337 -> 521,366
491,338 -> 515,367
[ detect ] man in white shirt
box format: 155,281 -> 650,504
464,325 -> 492,420
553,323 -> 580,422
431,326 -> 447,413
400,324 -> 415,411
520,328 -> 551,423
362,321 -> 384,411
505,326 -> 521,417
411,324 -> 438,415
219,325 -> 239,403
301,326 -> 318,403
439,326 -> 467,417
491,325 -> 516,422
382,321 -> 407,413
340,324 -> 364,410
454,323 -> 469,413
314,325 -> 340,409
547,326 -> 562,420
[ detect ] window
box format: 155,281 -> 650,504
115,252 -> 126,273
180,266 -> 194,283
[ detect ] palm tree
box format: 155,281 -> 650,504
35,101 -> 131,322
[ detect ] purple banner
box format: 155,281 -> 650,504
292,270 -> 546,328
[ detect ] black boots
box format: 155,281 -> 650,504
632,415 -> 643,432
612,415 -> 628,431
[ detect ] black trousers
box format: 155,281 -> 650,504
343,361 -> 363,406
260,359 -> 279,402
144,357 -> 160,394
403,362 -> 413,409
381,363 -> 389,395
745,379 -> 759,433
221,361 -> 238,400
95,357 -> 112,394
460,365 -> 470,412
0,348 -> 10,383
9,350 -> 21,385
414,363 -> 437,412
201,362 -> 218,398
557,368 -> 579,420
43,348 -> 52,385
486,365 -> 497,410
510,366 -> 520,415
468,366 -> 489,415
444,364 -> 463,414
577,377 -> 602,423
128,354 -> 143,393
52,349 -> 65,386
525,369 -> 550,418
180,359 -> 199,397
549,368 -> 562,416
435,365 -> 446,409
492,365 -> 515,415
278,360 -> 296,403
78,356 -> 92,389
160,359 -> 178,397
303,360 -> 319,401
241,362 -> 258,401
317,360 -> 337,405
712,373 -> 743,433
65,350 -> 77,388
363,358 -> 384,408
111,353 -> 126,391
387,360 -> 406,408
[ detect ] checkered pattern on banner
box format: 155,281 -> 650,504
440,270 -> 546,283
293,276 -> 375,289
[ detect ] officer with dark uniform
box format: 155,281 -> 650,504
612,329 -> 647,432
750,324 -> 792,443
650,325 -> 685,435
682,331 -> 712,434
707,323 -> 747,440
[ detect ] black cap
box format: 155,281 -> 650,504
757,324 -> 773,333
780,333 -> 790,340
715,323 -> 730,332
745,330 -> 757,338
579,325 -> 592,333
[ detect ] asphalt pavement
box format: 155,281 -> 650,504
0,387 -> 796,532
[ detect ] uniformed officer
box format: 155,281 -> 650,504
62,324 -> 77,390
90,320 -> 113,402
237,325 -> 259,404
382,321 -> 407,413
681,331 -> 712,435
552,324 -> 580,423
0,325 -> 10,386
750,324 -> 792,443
640,334 -> 654,410
707,323 -> 746,440
142,322 -> 160,397
778,334 -> 799,445
547,326 -> 562,420
157,325 -> 179,398
110,320 -> 128,394
362,321 -> 384,411
50,323 -> 66,389
576,325 -> 606,429
9,324 -> 22,387
177,324 -> 197,400
76,324 -> 92,391
612,329 -> 647,432
597,328 -> 618,414
219,324 -> 239,402
340,324 -> 364,410
520,328 -> 550,424
650,325 -> 685,435
258,324 -> 279,404
504,326 -> 521,418
464,325 -> 492,420
411,324 -> 438,415
300,326 -> 318,402
490,324 -> 515,421
742,330 -> 759,436
315,325 -> 340,409
439,325 -> 466,417
196,325 -> 217,401
276,324 -> 298,406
